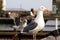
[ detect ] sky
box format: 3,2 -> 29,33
3,0 -> 52,11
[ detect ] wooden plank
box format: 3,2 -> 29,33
0,31 -> 19,40
21,14 -> 60,20
0,14 -> 60,20
0,31 -> 19,35
0,17 -> 13,20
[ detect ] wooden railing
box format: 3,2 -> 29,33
0,14 -> 60,40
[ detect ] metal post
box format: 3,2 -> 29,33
56,18 -> 58,30
55,18 -> 58,40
